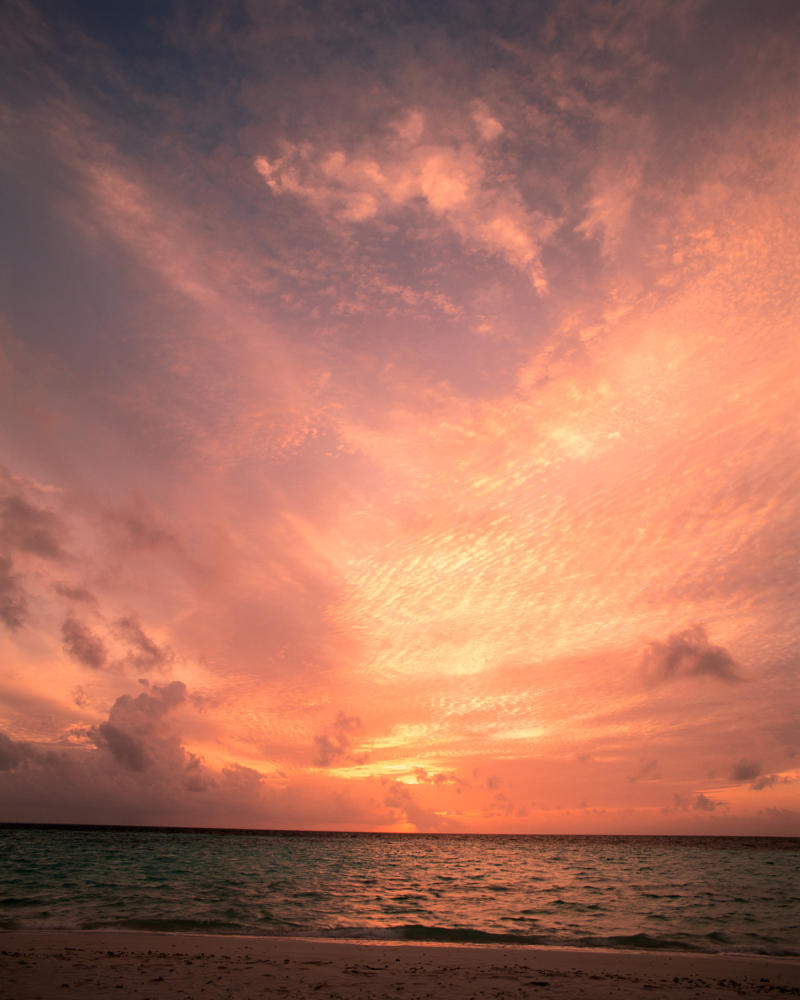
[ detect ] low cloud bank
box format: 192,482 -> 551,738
0,681 -> 392,829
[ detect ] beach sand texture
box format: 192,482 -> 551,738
1,933 -> 798,1000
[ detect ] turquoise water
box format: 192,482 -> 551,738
0,826 -> 797,955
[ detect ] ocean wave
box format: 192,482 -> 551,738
2,914 -> 798,957
2,827 -> 798,958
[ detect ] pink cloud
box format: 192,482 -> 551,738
255,109 -> 557,292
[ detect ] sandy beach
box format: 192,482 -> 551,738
1,932 -> 798,1000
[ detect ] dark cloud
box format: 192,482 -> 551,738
382,778 -> 463,832
0,495 -> 66,559
0,731 -> 31,771
92,681 -> 188,773
628,758 -> 660,783
640,625 -> 741,687
107,680 -> 188,725
114,614 -> 172,672
748,772 -> 796,791
54,582 -> 99,607
108,495 -> 179,552
0,683 -> 392,828
312,711 -> 367,767
61,616 -> 108,669
66,678 -> 214,789
730,758 -> 762,782
71,685 -> 90,707
0,732 -> 67,772
0,734 -> 393,829
219,762 -> 262,793
184,753 -> 214,793
479,787 -> 529,820
94,723 -> 151,772
0,494 -> 69,630
412,767 -> 470,791
762,807 -> 800,832
0,555 -> 28,629
694,792 -> 726,812
749,773 -> 778,791
311,734 -> 346,767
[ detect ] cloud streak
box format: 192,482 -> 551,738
61,616 -> 108,670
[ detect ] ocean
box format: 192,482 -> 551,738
0,826 -> 797,956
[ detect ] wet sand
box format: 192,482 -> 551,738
1,931 -> 798,1000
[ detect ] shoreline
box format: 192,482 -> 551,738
4,926 -> 800,959
3,930 -> 799,999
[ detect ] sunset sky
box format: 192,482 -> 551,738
1,0 -> 798,834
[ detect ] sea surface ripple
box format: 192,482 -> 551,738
1,826 -> 797,956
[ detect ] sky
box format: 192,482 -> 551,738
0,0 -> 798,835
